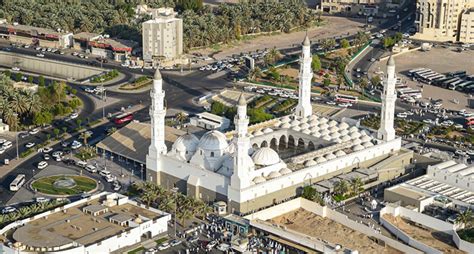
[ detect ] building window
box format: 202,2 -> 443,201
210,152 -> 215,157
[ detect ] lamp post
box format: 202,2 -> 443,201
13,113 -> 19,160
171,187 -> 179,237
140,164 -> 144,181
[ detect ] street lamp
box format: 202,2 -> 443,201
102,151 -> 107,170
171,187 -> 179,237
13,113 -> 19,160
140,164 -> 144,181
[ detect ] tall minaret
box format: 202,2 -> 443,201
377,55 -> 397,142
230,94 -> 254,190
295,34 -> 313,118
146,69 -> 167,181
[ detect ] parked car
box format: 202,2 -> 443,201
29,128 -> 40,135
157,242 -> 170,251
71,140 -> 82,150
170,239 -> 182,247
76,160 -> 87,168
35,197 -> 50,203
63,158 -> 76,165
43,154 -> 51,160
37,161 -> 48,169
41,147 -> 53,153
85,165 -> 97,173
1,206 -> 17,214
25,142 -> 36,148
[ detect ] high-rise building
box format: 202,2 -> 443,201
414,0 -> 474,43
142,8 -> 183,63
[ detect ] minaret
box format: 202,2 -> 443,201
377,55 -> 397,142
230,94 -> 253,190
295,34 -> 313,118
146,69 -> 167,181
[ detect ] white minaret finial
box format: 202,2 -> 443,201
231,93 -> 253,190
377,55 -> 397,142
295,34 -> 313,118
147,69 -> 167,158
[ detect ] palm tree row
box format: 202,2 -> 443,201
135,182 -> 212,226
333,177 -> 364,197
0,199 -> 68,226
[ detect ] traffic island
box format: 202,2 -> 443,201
31,175 -> 98,196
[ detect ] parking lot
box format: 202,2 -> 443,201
369,47 -> 474,111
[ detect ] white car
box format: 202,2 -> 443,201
85,165 -> 97,173
71,140 -> 82,150
338,103 -> 352,108
157,242 -> 170,251
36,53 -> 44,58
104,175 -> 115,183
396,112 -> 407,118
99,170 -> 111,177
52,151 -> 63,158
1,206 -> 16,214
43,154 -> 51,160
70,112 -> 79,119
76,161 -> 87,168
11,67 -> 20,71
29,128 -> 40,135
41,147 -> 53,153
37,161 -> 48,169
35,197 -> 50,203
217,243 -> 230,251
25,142 -> 36,148
423,119 -> 434,124
466,150 -> 474,156
0,147 -> 5,154
326,101 -> 336,105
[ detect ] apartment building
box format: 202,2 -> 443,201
142,8 -> 183,64
414,0 -> 474,43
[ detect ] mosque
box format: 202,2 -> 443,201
145,36 -> 412,213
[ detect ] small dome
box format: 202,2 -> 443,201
253,176 -> 266,184
320,129 -> 330,136
227,143 -> 236,154
360,135 -> 372,142
300,123 -> 310,129
310,126 -> 320,132
350,132 -> 361,139
312,131 -> 321,138
280,122 -> 291,129
198,130 -> 228,151
309,115 -> 318,121
252,147 -> 280,166
325,153 -> 337,160
319,123 -> 329,129
328,120 -> 338,127
319,118 -> 328,123
362,141 -> 374,148
292,126 -> 302,132
267,171 -> 282,179
339,122 -> 349,129
273,121 -> 282,127
299,117 -> 309,123
330,132 -> 340,138
290,120 -> 300,126
279,168 -> 292,175
329,126 -> 339,133
154,69 -> 162,80
305,160 -> 318,167
349,126 -> 359,132
302,129 -> 311,135
352,144 -> 364,151
281,116 -> 291,123
253,129 -> 264,136
263,128 -> 273,134
315,157 -> 327,163
322,135 -> 332,141
341,135 -> 351,142
352,138 -> 362,145
173,133 -> 199,152
331,137 -> 342,143
309,119 -> 319,126
339,129 -> 349,136
335,150 -> 346,157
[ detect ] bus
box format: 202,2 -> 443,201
335,94 -> 358,103
419,73 -> 439,83
10,174 -> 26,191
447,70 -> 467,78
455,81 -> 474,91
448,79 -> 465,90
466,117 -> 474,127
398,89 -> 422,99
442,78 -> 461,88
408,68 -> 428,76
114,112 -> 133,125
396,84 -> 409,89
414,69 -> 433,77
425,74 -> 445,83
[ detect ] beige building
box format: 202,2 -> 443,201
320,0 -> 381,16
142,8 -> 183,63
414,0 -> 474,43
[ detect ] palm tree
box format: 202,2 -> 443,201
140,191 -> 158,207
350,177 -> 364,197
175,112 -> 188,125
456,209 -> 473,228
80,132 -> 91,146
264,47 -> 282,66
248,67 -> 262,81
334,180 -> 349,196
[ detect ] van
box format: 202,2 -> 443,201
99,170 -> 111,177
85,165 -> 97,173
76,160 -> 87,168
2,141 -> 12,149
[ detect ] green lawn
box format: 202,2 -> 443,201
458,228 -> 474,243
127,247 -> 144,254
31,175 -> 97,195
155,237 -> 168,245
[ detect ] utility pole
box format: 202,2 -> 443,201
171,187 -> 179,237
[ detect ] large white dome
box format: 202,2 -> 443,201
252,147 -> 280,166
198,130 -> 228,151
173,133 -> 199,152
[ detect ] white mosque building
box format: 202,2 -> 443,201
145,36 -> 411,213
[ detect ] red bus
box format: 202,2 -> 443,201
114,112 -> 133,125
466,117 -> 474,126
335,94 -> 358,104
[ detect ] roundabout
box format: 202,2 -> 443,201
31,175 -> 98,196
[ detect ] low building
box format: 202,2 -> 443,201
73,32 -> 137,62
189,112 -> 231,131
384,160 -> 474,212
320,0 -> 380,16
0,22 -> 73,48
0,119 -> 9,133
0,192 -> 171,254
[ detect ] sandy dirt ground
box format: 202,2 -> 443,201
370,48 -> 474,111
384,215 -> 465,254
269,208 -> 402,254
193,16 -> 366,60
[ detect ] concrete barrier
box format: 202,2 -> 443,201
0,51 -> 104,80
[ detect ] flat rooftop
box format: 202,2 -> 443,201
11,199 -> 162,249
383,214 -> 464,254
388,185 -> 428,201
269,208 -> 402,254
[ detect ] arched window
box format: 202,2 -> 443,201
210,152 -> 215,157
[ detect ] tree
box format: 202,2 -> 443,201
76,119 -> 82,128
371,75 -> 381,86
456,209 -> 474,228
323,78 -> 331,87
350,177 -> 363,197
311,54 -> 321,72
264,47 -> 282,66
80,132 -> 91,146
341,39 -> 350,48
383,37 -> 395,48
15,72 -> 22,82
358,78 -> 369,90
268,67 -> 280,81
321,38 -> 336,52
38,76 -> 45,86
175,112 -> 188,125
53,128 -> 60,139
27,76 -> 33,83
62,126 -> 67,135
334,180 -> 349,196
248,67 -> 262,81
33,111 -> 53,126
